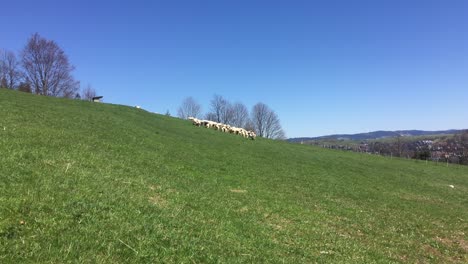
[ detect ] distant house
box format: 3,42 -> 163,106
92,96 -> 103,103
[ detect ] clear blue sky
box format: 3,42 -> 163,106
2,0 -> 467,137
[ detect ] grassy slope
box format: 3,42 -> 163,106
1,89 -> 467,263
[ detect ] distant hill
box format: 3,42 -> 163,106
289,129 -> 466,142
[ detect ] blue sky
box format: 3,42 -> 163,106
2,0 -> 467,137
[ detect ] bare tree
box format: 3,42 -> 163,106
245,119 -> 255,132
81,84 -> 97,100
0,49 -> 23,89
393,133 -> 404,157
460,130 -> 468,165
210,94 -> 224,122
223,105 -> 235,125
231,102 -> 249,128
251,103 -> 268,137
204,112 -> 218,121
21,33 -> 79,98
209,94 -> 234,124
177,97 -> 202,119
251,102 -> 286,139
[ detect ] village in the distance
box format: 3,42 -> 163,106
290,129 -> 468,165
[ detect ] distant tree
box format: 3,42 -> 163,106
0,49 -> 23,89
460,130 -> 468,165
21,33 -> 79,98
413,146 -> 431,160
0,77 -> 6,88
209,94 -> 224,123
231,102 -> 249,128
165,110 -> 171,116
251,102 -> 285,139
209,94 -> 234,124
177,97 -> 202,119
245,119 -> 255,132
204,112 -> 217,121
17,81 -> 32,93
392,134 -> 404,157
223,105 -> 235,125
74,92 -> 81,99
81,84 -> 96,100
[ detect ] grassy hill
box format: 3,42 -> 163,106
1,89 -> 467,263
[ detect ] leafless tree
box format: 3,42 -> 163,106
251,102 -> 286,139
209,94 -> 234,124
81,84 -> 97,100
231,102 -> 249,128
460,130 -> 468,165
210,94 -> 224,122
21,33 -> 79,98
204,112 -> 217,121
0,49 -> 23,89
245,119 -> 255,132
177,96 -> 202,119
393,133 -> 404,157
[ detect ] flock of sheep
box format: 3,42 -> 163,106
188,117 -> 256,140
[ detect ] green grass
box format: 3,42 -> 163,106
1,89 -> 467,263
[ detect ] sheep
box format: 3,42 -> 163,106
206,121 -> 218,129
221,125 -> 230,133
239,129 -> 248,138
248,131 -> 256,140
200,120 -> 210,128
212,122 -> 222,130
188,117 -> 202,126
229,127 -> 240,135
188,118 -> 257,140
242,129 -> 249,138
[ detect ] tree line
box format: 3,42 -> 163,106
0,33 -> 96,100
177,95 -> 286,140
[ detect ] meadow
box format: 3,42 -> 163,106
1,89 -> 467,263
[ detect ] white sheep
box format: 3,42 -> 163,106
188,118 -> 257,140
188,117 -> 202,126
206,121 -> 218,129
212,122 -> 222,130
229,127 -> 240,134
248,131 -> 257,140
239,129 -> 248,138
201,120 -> 210,128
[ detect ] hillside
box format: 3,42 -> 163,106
1,89 -> 467,263
289,129 -> 465,142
